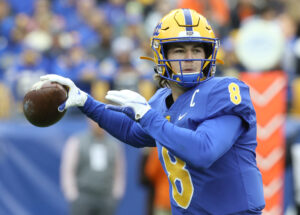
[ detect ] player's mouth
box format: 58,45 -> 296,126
182,68 -> 196,74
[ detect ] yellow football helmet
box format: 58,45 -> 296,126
150,8 -> 221,88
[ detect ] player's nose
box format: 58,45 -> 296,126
185,50 -> 192,59
184,50 -> 195,61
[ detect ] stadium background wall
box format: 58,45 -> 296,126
0,114 -> 148,215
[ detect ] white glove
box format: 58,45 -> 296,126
40,74 -> 88,112
105,90 -> 151,121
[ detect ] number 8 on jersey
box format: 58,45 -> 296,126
228,82 -> 242,105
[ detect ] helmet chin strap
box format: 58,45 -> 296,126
203,55 -> 212,70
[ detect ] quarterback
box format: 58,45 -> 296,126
41,9 -> 265,214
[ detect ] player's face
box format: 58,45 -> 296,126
166,42 -> 206,74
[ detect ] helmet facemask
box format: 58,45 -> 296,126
152,37 -> 220,88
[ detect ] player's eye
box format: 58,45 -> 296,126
193,48 -> 204,53
173,48 -> 184,53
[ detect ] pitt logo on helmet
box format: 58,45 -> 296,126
149,8 -> 223,88
153,22 -> 162,36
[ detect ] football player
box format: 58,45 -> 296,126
41,8 -> 265,215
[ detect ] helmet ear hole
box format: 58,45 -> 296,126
161,44 -> 174,76
162,44 -> 170,60
201,43 -> 215,77
203,44 -> 213,59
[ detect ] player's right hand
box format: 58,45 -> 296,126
40,74 -> 88,112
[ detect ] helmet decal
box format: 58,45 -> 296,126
183,9 -> 193,33
153,22 -> 162,36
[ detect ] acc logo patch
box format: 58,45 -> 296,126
153,22 -> 162,36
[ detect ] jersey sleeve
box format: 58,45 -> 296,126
79,95 -> 156,148
140,110 -> 244,169
207,78 -> 256,129
138,78 -> 254,169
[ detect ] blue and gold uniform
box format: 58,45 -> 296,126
143,77 -> 265,214
82,76 -> 265,214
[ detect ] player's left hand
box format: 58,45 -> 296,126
105,90 -> 151,121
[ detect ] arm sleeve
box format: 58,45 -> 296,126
139,109 -> 244,169
80,95 -> 155,147
207,78 -> 256,128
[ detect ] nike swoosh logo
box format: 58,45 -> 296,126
178,113 -> 187,120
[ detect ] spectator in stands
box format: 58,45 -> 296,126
97,36 -> 139,92
88,22 -> 114,62
96,36 -> 155,100
0,0 -> 14,41
5,47 -> 49,101
0,0 -> 15,76
72,0 -> 102,49
9,13 -> 30,53
99,0 -> 127,37
283,1 -> 300,213
52,45 -> 97,93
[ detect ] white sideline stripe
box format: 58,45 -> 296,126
263,178 -> 283,198
248,77 -> 286,107
257,147 -> 285,171
263,206 -> 282,215
257,114 -> 285,140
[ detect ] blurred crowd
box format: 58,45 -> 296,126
0,0 -> 300,118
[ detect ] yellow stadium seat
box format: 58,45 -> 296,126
0,82 -> 12,118
290,77 -> 300,116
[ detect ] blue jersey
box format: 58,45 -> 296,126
81,77 -> 265,214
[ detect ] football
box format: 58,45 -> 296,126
23,81 -> 68,127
